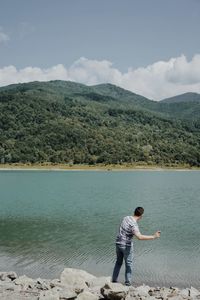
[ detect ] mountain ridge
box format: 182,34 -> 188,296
0,80 -> 199,166
161,92 -> 200,104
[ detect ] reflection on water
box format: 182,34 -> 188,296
0,170 -> 200,287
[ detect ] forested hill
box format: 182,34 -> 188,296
0,80 -> 199,166
161,92 -> 200,104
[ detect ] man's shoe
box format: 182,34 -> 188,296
125,282 -> 131,286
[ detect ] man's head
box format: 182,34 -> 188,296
134,207 -> 144,220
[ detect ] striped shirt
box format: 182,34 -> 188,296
116,216 -> 140,246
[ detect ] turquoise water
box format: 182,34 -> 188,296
0,170 -> 200,288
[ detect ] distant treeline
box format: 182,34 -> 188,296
0,81 -> 200,166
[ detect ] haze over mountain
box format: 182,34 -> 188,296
0,80 -> 199,166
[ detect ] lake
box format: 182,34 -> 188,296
0,170 -> 199,288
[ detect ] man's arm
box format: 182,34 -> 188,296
134,231 -> 161,240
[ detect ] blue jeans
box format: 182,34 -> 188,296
112,243 -> 134,285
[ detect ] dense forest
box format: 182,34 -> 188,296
0,80 -> 199,166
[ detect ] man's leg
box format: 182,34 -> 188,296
123,245 -> 133,285
112,244 -> 124,282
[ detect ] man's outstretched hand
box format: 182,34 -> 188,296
154,231 -> 161,239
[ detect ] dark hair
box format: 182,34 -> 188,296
134,207 -> 144,216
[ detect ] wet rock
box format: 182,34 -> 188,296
101,282 -> 129,300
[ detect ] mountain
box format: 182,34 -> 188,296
161,92 -> 200,104
0,80 -> 199,166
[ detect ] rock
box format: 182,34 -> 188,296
14,275 -> 36,290
57,288 -> 77,299
7,272 -> 18,281
0,282 -> 16,292
39,289 -> 60,300
60,268 -> 96,289
76,291 -> 99,300
0,272 -> 17,282
50,279 -> 64,288
169,296 -> 184,300
169,287 -> 181,298
190,287 -> 200,298
0,290 -> 39,300
87,276 -> 111,288
179,288 -> 190,298
87,276 -> 111,298
51,286 -> 77,299
101,282 -> 129,300
148,287 -> 174,299
36,278 -> 51,290
134,284 -> 151,297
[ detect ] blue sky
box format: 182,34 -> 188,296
0,0 -> 200,100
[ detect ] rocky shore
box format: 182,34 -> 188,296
0,268 -> 199,300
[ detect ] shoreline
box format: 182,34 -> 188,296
0,268 -> 199,300
0,163 -> 199,171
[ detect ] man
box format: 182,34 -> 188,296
112,207 -> 161,286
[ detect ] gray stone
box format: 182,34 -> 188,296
76,291 -> 99,300
60,268 -> 96,289
179,288 -> 190,298
87,276 -> 111,288
0,282 -> 22,296
190,287 -> 200,298
7,272 -> 18,281
0,272 -> 17,282
134,284 -> 151,297
169,287 -> 181,298
149,287 -> 173,299
169,296 -> 185,300
39,289 -> 60,300
0,282 -> 16,291
0,290 -> 39,300
101,282 -> 129,300
50,286 -> 77,299
58,288 -> 77,299
87,276 -> 111,298
50,278 -> 64,288
0,272 -> 11,282
36,278 -> 51,290
14,275 -> 36,289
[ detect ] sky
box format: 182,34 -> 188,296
0,0 -> 200,100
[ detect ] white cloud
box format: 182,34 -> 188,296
1,54 -> 200,100
0,27 -> 10,43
